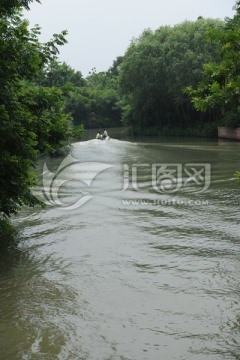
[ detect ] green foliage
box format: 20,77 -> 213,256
17,81 -> 72,153
0,0 -> 40,15
36,60 -> 85,88
0,219 -> 16,238
0,2 -> 72,220
186,2 -> 240,124
36,60 -> 122,130
71,69 -> 122,129
221,111 -> 240,127
72,123 -> 84,140
119,19 -> 223,134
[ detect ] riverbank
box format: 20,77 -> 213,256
81,123 -> 218,142
126,122 -> 218,138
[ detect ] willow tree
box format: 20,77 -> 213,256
119,19 -> 223,135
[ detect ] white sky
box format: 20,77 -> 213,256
24,0 -> 236,77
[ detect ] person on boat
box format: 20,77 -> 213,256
104,130 -> 108,138
102,130 -> 109,140
96,132 -> 101,139
96,130 -> 110,140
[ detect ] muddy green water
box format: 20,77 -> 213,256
0,132 -> 240,360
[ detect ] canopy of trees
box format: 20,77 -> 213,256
118,19 -> 224,135
37,61 -> 123,129
185,1 -> 240,128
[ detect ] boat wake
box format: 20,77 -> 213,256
75,138 -> 135,146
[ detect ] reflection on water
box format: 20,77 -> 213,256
0,132 -> 240,359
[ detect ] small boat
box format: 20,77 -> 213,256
98,136 -> 110,141
96,130 -> 110,141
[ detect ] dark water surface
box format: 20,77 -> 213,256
0,131 -> 240,359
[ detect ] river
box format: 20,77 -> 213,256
0,131 -> 240,360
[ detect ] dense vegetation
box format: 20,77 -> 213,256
63,8 -> 240,136
36,59 -> 122,129
119,19 -> 223,136
0,1 -> 73,226
185,2 -> 240,128
1,0 -> 240,230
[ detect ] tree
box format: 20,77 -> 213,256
35,60 -> 86,134
36,60 -> 85,88
0,2 -> 71,220
36,60 -> 122,130
119,19 -> 223,135
83,70 -> 122,128
0,0 -> 40,15
185,2 -> 240,127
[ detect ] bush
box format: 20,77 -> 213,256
0,219 -> 16,238
221,111 -> 240,128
